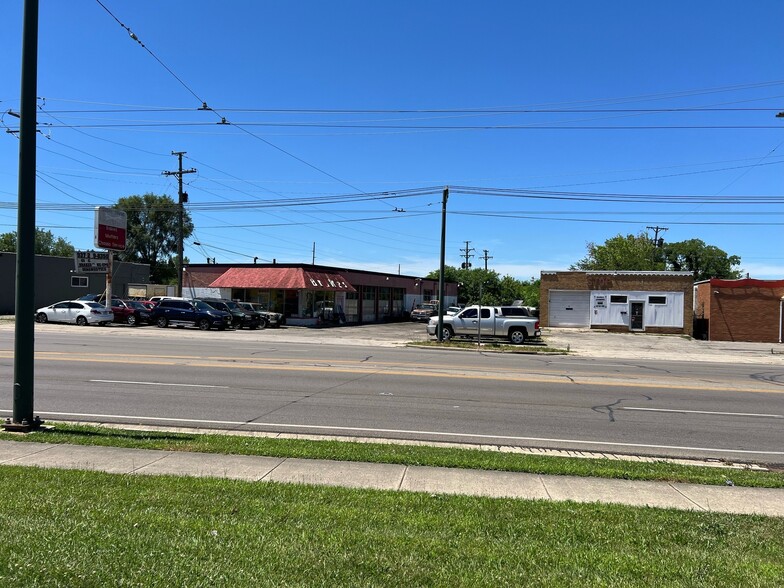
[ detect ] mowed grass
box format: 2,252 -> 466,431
0,466 -> 782,587
2,423 -> 783,488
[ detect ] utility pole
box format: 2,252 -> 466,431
163,152 -> 195,296
480,249 -> 493,270
437,187 -> 449,341
647,225 -> 668,246
6,0 -> 41,432
460,240 -> 475,269
312,242 -> 316,265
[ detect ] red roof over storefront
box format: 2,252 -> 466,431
209,267 -> 356,292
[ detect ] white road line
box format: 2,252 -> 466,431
622,407 -> 783,419
89,379 -> 229,389
3,409 -> 782,456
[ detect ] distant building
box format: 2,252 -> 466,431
694,278 -> 784,343
185,262 -> 457,326
0,252 -> 150,314
540,270 -> 694,335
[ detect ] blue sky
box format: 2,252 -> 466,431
2,1 -> 783,280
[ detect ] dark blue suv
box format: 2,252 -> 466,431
151,298 -> 232,330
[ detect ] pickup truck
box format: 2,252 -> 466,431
426,305 -> 541,344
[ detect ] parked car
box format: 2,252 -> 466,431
110,298 -> 153,326
150,298 -> 232,330
238,302 -> 284,328
411,303 -> 438,322
198,298 -> 262,330
427,305 -> 541,344
35,300 -> 113,326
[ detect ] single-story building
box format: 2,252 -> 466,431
184,262 -> 458,326
694,278 -> 784,343
0,252 -> 150,315
540,270 -> 694,335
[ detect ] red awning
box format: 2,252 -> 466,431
210,267 -> 356,292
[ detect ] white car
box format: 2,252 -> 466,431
35,300 -> 114,326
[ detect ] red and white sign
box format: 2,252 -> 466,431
94,207 -> 127,251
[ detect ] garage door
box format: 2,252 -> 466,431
549,290 -> 590,327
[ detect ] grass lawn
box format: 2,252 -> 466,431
1,466 -> 782,587
2,423 -> 783,488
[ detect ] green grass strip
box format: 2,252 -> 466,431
0,466 -> 782,586
2,423 -> 783,488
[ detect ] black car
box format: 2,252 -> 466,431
198,298 -> 262,330
150,298 -> 232,330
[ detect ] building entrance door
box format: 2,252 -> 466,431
630,302 -> 644,330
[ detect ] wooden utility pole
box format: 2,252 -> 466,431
163,152 -> 195,296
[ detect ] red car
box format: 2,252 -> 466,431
110,299 -> 153,326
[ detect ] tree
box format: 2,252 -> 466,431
663,239 -> 742,281
426,266 -> 539,307
114,193 -> 193,284
571,232 -> 664,271
0,228 -> 74,257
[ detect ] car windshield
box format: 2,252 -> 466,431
127,301 -> 146,310
85,302 -> 104,309
223,300 -> 241,310
194,301 -> 214,311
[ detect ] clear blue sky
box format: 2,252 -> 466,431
2,1 -> 782,280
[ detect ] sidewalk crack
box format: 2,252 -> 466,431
397,465 -> 409,491
538,475 -> 552,500
129,451 -> 174,474
259,457 -> 288,481
668,482 -> 707,511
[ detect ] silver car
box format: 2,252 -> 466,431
35,300 -> 114,326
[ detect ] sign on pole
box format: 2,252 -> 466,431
94,207 -> 127,251
74,250 -> 109,273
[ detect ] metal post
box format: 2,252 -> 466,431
163,152 -> 194,297
7,0 -> 41,431
105,250 -> 113,305
437,187 -> 448,341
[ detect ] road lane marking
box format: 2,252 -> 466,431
90,379 -> 229,389
4,409 -> 782,457
4,351 -> 783,394
622,407 -> 783,419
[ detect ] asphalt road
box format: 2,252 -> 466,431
1,322 -> 783,465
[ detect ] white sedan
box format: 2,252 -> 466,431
35,300 -> 114,326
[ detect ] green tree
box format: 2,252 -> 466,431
0,228 -> 74,257
426,266 -> 538,306
114,193 -> 193,284
663,239 -> 742,281
571,232 -> 664,271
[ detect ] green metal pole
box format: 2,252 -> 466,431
11,0 -> 39,428
437,187 -> 448,340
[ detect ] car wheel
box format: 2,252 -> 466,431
127,314 -> 137,326
76,316 -> 88,326
156,317 -> 168,328
440,326 -> 454,341
198,318 -> 211,331
508,328 -> 526,345
258,318 -> 268,330
36,312 -> 48,323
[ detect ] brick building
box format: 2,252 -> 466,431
540,270 -> 694,335
694,278 -> 784,343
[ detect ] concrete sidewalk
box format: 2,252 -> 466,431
2,440 -> 782,518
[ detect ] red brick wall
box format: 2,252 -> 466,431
708,286 -> 784,343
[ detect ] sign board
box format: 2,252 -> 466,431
74,250 -> 109,273
593,295 -> 607,308
94,207 -> 127,251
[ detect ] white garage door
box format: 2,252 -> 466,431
549,290 -> 590,327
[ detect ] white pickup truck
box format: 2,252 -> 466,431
426,305 -> 541,344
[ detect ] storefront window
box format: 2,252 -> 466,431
344,291 -> 358,323
362,286 -> 376,322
